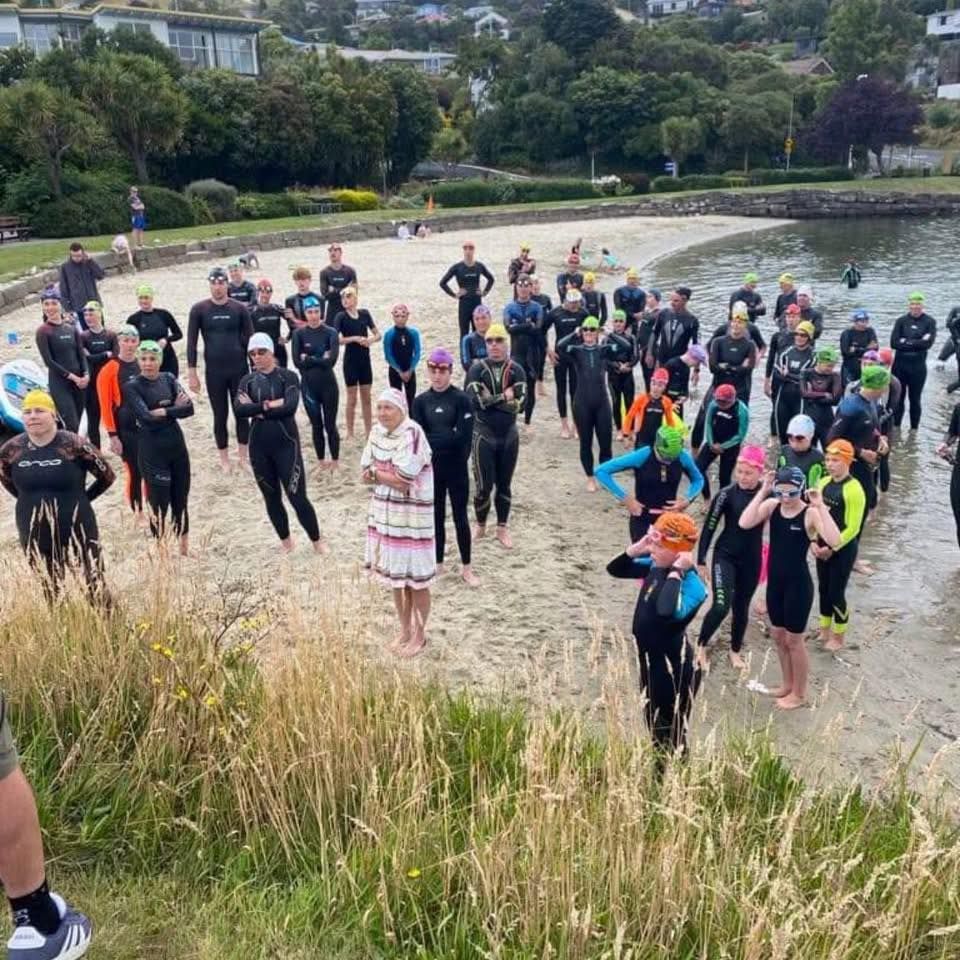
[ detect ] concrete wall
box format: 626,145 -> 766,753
3,189 -> 960,318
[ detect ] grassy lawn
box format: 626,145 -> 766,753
2,176 -> 959,283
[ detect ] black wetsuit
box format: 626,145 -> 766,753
319,263 -> 358,320
228,280 -> 257,306
771,345 -> 813,443
79,327 -> 118,450
284,290 -> 323,327
728,287 -> 765,322
545,305 -> 588,419
122,373 -> 194,538
581,289 -> 608,325
606,331 -> 636,432
126,308 -> 182,376
558,333 -> 616,476
773,289 -> 797,325
946,403 -> 960,548
663,357 -> 692,417
839,325 -> 878,388
465,358 -> 526,526
890,311 -> 936,429
186,298 -> 253,450
250,303 -> 288,367
411,386 -> 474,566
291,323 -> 341,462
708,320 -> 765,355
555,270 -> 584,301
692,333 -> 757,449
333,309 -> 376,387
531,292 -> 553,382
35,321 -> 88,433
651,308 -> 699,365
828,391 -> 881,524
97,356 -> 142,513
696,482 -> 764,654
0,430 -> 113,600
766,506 -> 813,633
503,299 -> 544,425
815,474 -> 864,637
799,307 -> 824,340
440,260 -> 495,339
613,285 -> 646,331
607,552 -> 706,756
235,366 -> 320,543
800,368 -> 841,449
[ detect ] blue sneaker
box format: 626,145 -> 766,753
7,893 -> 91,960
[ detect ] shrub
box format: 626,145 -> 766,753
652,175 -> 682,193
927,102 -> 957,130
330,188 -> 379,211
235,192 -> 298,220
385,193 -> 426,210
512,178 -> 599,203
137,185 -> 196,229
188,193 -> 215,225
618,172 -> 651,195
185,178 -> 238,222
30,199 -> 90,239
424,178 -> 600,208
681,174 -> 736,190
747,167 -> 854,185
1,166 -> 54,217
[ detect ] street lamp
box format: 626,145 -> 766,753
848,74 -> 869,170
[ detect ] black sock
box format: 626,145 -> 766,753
9,880 -> 61,935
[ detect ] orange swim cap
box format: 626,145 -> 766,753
825,439 -> 855,464
653,512 -> 698,551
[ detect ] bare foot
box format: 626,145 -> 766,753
461,565 -> 480,587
537,383 -> 546,397
313,538 -> 331,556
586,477 -> 598,492
819,628 -> 830,646
218,449 -> 232,473
775,693 -> 806,710
388,631 -> 409,654
328,460 -> 340,472
765,686 -> 791,699
853,559 -> 874,575
435,562 -> 446,576
824,635 -> 844,652
560,422 -> 572,439
280,537 -> 295,555
495,525 -> 513,549
473,524 -> 486,540
399,635 -> 426,658
728,650 -> 747,671
178,536 -> 190,558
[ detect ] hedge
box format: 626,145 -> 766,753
330,188 -> 379,211
185,179 -> 238,222
423,178 -> 601,208
137,186 -> 196,230
652,167 -> 854,193
235,192 -> 299,219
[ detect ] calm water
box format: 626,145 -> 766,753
637,217 -> 960,637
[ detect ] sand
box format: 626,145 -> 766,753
2,212 -> 956,793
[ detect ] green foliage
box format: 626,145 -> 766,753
382,66 -> 442,188
432,125 -> 469,169
822,0 -> 924,82
748,166 -> 855,184
185,179 -> 239,222
660,115 -> 704,177
26,169 -> 131,237
235,192 -> 299,220
330,188 -> 380,211
136,186 -> 196,229
424,178 -> 600,207
927,101 -> 960,131
0,45 -> 34,87
542,0 -> 621,62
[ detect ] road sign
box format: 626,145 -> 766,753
664,161 -> 676,172
785,137 -> 795,154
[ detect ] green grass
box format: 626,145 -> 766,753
4,575 -> 960,959
3,177 -> 960,283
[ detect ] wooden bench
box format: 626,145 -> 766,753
0,216 -> 32,243
296,200 -> 344,217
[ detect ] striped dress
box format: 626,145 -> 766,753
360,418 -> 436,590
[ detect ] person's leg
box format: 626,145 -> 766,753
695,445 -> 715,502
643,652 -> 678,752
392,587 -> 411,650
609,376 -> 624,433
229,370 -> 249,462
670,649 -> 700,754
573,403 -> 594,477
952,464 -> 960,549
359,383 -> 373,437
303,384 -> 325,460
730,553 -> 761,658
690,401 -> 708,451
523,361 -> 536,425
404,372 -> 416,412
433,461 -> 449,566
345,385 -> 358,440
205,369 -> 230,453
824,545 -> 857,651
909,363 -> 927,430
403,586 -> 431,656
892,362 -> 907,427
253,445 -> 291,544
878,451 -> 891,493
697,553 -> 734,647
84,375 -> 102,449
780,630 -> 809,708
494,429 -> 519,532
48,376 -> 80,433
388,366 -> 402,392
323,381 -> 341,462
448,460 -> 475,581
472,429 -> 495,530
170,453 -> 191,553
718,445 -> 738,489
119,429 -> 143,514
457,300 -> 472,341
280,442 -> 322,545
596,401 -> 613,467
142,455 -> 172,540
816,557 -> 832,643
555,360 -> 570,422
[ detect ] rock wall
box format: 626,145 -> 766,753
2,189 -> 958,318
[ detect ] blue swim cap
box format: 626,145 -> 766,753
851,308 -> 870,322
302,295 -> 321,310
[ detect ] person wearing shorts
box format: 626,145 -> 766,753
333,286 -> 380,439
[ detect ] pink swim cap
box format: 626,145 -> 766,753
738,445 -> 765,470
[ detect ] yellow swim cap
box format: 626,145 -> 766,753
485,323 -> 508,340
22,389 -> 57,414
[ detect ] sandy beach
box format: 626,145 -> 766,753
2,211 -> 956,792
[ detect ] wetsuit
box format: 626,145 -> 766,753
234,367 -> 321,544
696,481 -> 764,654
319,263 -> 358,320
766,505 -> 813,633
945,403 -> 960,548
696,400 -> 749,501
708,320 -> 765,356
636,306 -> 661,391
503,299 -> 544,425
841,263 -> 862,289
285,290 -> 322,328
460,330 -> 487,375
411,385 -> 474,566
771,344 -> 813,443
773,289 -> 797,325
815,473 -> 865,638
35,321 -> 88,433
650,307 -> 699,366
186,298 -> 253,450
97,356 -> 142,513
250,302 -> 288,367
291,323 -> 340,463
0,430 -> 113,600
663,357 -> 692,418
507,256 -> 535,293
607,551 -> 706,755
545,305 -> 588,420
558,333 -> 617,476
126,308 -> 182,376
79,327 -> 118,449
778,444 -> 824,489
333,309 -> 376,387
942,307 -> 960,387
890,311 -> 936,429
595,446 -> 704,542
440,260 -> 495,339
383,324 -> 422,410
799,307 -> 824,340
555,270 -> 583,301
875,374 -> 901,493
827,391 -> 880,525
839,325 -> 878,388
465,358 -> 526,526
582,289 -> 608,325
613,285 -> 645,332
728,286 -> 765,322
605,331 -> 636,432
228,280 -> 257,306
122,373 -> 193,538
531,292 -> 553,383
800,367 -> 841,449
692,334 -> 756,449
623,393 -> 680,449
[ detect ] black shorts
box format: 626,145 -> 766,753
766,570 -> 814,634
343,350 -> 373,387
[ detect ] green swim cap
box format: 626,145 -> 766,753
655,424 -> 685,460
612,309 -> 627,322
136,283 -> 155,298
816,346 -> 839,364
908,291 -> 925,303
743,272 -> 759,284
860,365 -> 890,390
118,324 -> 140,339
582,316 -> 600,330
137,339 -> 162,355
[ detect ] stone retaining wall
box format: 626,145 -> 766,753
2,188 -> 958,318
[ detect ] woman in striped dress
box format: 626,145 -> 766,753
360,387 -> 435,657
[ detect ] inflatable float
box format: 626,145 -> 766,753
0,358 -> 87,435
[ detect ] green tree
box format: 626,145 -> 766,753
660,115 -> 703,176
382,65 -> 441,187
822,0 -> 924,82
542,0 -> 620,62
720,92 -> 792,171
432,125 -> 469,174
568,67 -> 653,163
82,52 -> 187,182
0,80 -> 100,196
80,24 -> 184,78
0,46 -> 35,87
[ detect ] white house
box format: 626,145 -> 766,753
463,4 -> 494,19
304,43 -> 457,75
927,10 -> 960,98
473,11 -> 508,39
647,0 -> 698,19
927,9 -> 960,39
0,3 -> 269,74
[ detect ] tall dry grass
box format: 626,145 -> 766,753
1,554 -> 959,959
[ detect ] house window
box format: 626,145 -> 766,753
0,33 -> 18,48
22,22 -> 57,55
115,22 -> 154,36
214,32 -> 255,74
941,15 -> 948,25
169,29 -> 210,68
60,22 -> 82,48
